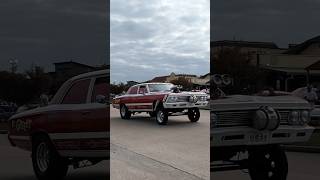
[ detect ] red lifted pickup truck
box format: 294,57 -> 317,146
8,70 -> 109,180
112,83 -> 208,125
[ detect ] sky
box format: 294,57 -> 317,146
0,0 -> 108,73
110,0 -> 210,83
212,0 -> 320,48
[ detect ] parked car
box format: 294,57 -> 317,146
211,88 -> 314,180
112,83 -> 208,125
8,70 -> 109,180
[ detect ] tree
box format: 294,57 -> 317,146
170,77 -> 193,91
212,47 -> 267,94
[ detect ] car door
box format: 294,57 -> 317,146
48,76 -> 108,157
133,85 -> 153,111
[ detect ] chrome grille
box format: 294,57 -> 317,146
176,96 -> 189,102
215,110 -> 290,127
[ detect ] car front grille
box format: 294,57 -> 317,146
214,110 -> 290,127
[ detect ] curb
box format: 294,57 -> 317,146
283,145 -> 320,153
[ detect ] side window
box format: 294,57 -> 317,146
92,77 -> 108,102
128,86 -> 138,94
62,79 -> 91,104
138,86 -> 147,94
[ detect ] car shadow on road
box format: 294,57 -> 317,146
123,115 -> 199,127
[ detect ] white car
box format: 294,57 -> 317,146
211,89 -> 314,180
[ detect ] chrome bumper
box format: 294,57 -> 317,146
163,101 -> 208,109
211,125 -> 315,147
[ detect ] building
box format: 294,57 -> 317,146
53,61 -> 96,81
212,36 -> 320,91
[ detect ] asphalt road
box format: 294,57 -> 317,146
0,135 -> 109,180
211,151 -> 320,180
110,107 -> 210,180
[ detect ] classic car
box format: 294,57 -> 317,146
8,70 -> 109,180
211,87 -> 314,180
112,83 -> 208,125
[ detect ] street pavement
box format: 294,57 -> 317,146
110,107 -> 210,180
0,135 -> 109,180
211,151 -> 320,180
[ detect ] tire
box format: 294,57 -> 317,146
149,112 -> 156,117
248,145 -> 288,180
156,107 -> 168,125
120,104 -> 131,119
188,108 -> 200,122
32,136 -> 69,180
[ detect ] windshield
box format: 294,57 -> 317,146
148,84 -> 174,92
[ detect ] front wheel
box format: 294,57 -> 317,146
248,145 -> 288,180
32,136 -> 69,180
156,108 -> 168,125
120,104 -> 131,119
188,108 -> 200,122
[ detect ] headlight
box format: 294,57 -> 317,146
166,96 -> 178,103
288,111 -> 300,125
300,110 -> 310,125
211,113 -> 218,128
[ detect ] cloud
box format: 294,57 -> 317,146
212,0 -> 320,47
0,0 -> 108,72
111,0 -> 210,83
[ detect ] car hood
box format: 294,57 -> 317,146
212,95 -> 310,111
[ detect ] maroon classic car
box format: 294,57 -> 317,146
112,83 -> 208,125
8,70 -> 109,180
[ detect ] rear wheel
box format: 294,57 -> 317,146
156,107 -> 168,125
188,108 -> 200,122
120,104 -> 131,119
32,136 -> 69,180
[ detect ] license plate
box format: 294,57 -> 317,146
249,133 -> 268,143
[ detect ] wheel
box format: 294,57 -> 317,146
156,107 -> 168,125
248,145 -> 288,180
188,108 -> 200,122
149,112 -> 156,117
120,104 -> 131,119
32,136 -> 69,180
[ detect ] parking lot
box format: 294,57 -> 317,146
110,107 -> 210,180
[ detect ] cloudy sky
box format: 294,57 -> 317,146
0,0 -> 108,72
212,0 -> 320,48
110,0 -> 210,83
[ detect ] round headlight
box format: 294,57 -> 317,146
253,109 -> 268,130
289,111 -> 299,125
167,96 -> 178,103
300,110 -> 310,125
211,113 -> 218,128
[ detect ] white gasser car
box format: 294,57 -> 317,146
211,88 -> 314,180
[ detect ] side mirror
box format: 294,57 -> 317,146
96,95 -> 107,104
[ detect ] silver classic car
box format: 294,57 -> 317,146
211,87 -> 314,180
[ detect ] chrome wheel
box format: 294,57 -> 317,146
156,108 -> 168,125
157,111 -> 164,123
36,142 -> 50,173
